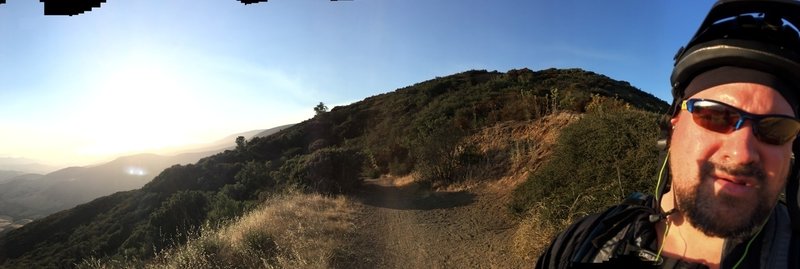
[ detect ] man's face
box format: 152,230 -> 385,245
669,82 -> 794,241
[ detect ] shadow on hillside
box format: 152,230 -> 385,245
357,181 -> 476,210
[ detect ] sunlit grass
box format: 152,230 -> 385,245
512,206 -> 561,262
78,191 -> 358,269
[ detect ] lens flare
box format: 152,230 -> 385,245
125,166 -> 147,176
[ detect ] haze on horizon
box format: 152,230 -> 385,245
0,0 -> 713,168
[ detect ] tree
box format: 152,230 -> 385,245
236,136 -> 247,150
314,102 -> 328,115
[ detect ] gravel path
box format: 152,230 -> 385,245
345,177 -> 528,269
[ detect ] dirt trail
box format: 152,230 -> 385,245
346,177 -> 528,269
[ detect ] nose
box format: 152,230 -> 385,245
719,120 -> 760,165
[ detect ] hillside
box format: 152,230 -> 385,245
0,157 -> 58,175
0,171 -> 25,184
0,126 -> 291,231
0,152 -> 213,237
0,68 -> 668,268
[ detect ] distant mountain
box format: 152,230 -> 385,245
254,124 -> 295,138
145,124 -> 293,155
0,152 -> 211,220
0,171 -> 25,184
0,125 -> 296,222
0,68 -> 669,268
0,158 -> 58,175
168,124 -> 294,155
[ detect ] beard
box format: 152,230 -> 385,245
674,161 -> 775,242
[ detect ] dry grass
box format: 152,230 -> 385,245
387,174 -> 416,186
80,191 -> 358,269
450,112 -> 581,192
511,208 -> 560,262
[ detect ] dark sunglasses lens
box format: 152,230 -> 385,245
691,102 -> 738,133
755,117 -> 800,145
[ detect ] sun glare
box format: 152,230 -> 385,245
74,53 -> 209,156
125,166 -> 148,176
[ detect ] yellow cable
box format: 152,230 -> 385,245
655,216 -> 671,264
654,151 -> 670,203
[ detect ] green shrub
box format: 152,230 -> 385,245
273,147 -> 366,194
511,104 -> 661,226
206,191 -> 250,225
146,190 -> 209,251
234,161 -> 276,194
414,125 -> 467,185
301,147 -> 365,194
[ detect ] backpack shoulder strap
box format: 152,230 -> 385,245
535,209 -> 607,269
759,203 -> 794,268
535,193 -> 661,268
573,193 -> 661,264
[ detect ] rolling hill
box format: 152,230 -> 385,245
0,157 -> 59,175
0,152 -> 209,220
0,68 -> 668,268
0,171 -> 25,185
0,125 -> 293,233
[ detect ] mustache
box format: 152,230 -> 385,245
699,161 -> 766,182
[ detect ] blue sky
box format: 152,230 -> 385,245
0,0 -> 714,166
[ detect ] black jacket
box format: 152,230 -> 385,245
535,193 -> 800,269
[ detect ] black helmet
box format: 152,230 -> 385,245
671,0 -> 800,103
667,0 -> 800,231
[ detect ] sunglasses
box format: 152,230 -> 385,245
681,99 -> 800,145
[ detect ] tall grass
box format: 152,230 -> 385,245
78,191 -> 358,269
511,96 -> 662,260
512,208 -> 560,261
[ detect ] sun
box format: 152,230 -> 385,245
73,53 -> 206,156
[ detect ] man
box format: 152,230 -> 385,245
536,0 -> 800,268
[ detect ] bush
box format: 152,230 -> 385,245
146,191 -> 209,251
301,147 -> 366,194
234,161 -> 276,194
414,124 -> 468,185
143,164 -> 204,194
274,147 -> 366,194
511,104 -> 661,226
206,191 -> 250,225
